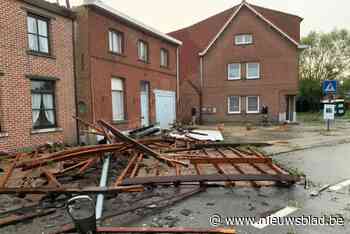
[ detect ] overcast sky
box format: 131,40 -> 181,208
61,0 -> 350,36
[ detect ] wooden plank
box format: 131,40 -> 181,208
0,154 -> 21,188
96,227 -> 235,233
216,148 -> 260,187
43,170 -> 62,188
229,147 -> 269,174
0,185 -> 144,195
189,157 -> 272,165
98,120 -> 188,167
121,174 -> 300,186
114,153 -> 140,186
130,154 -> 143,178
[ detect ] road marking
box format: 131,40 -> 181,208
252,206 -> 299,229
329,179 -> 350,191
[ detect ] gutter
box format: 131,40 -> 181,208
199,56 -> 204,124
72,19 -> 80,144
176,47 -> 180,103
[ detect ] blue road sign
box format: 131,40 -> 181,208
323,80 -> 337,95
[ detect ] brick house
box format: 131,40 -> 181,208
0,0 -> 77,151
169,1 -> 305,124
74,0 -> 182,142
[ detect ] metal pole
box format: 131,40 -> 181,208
95,154 -> 110,221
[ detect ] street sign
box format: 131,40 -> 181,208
323,80 -> 337,95
324,104 -> 335,120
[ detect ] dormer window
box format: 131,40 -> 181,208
235,34 -> 253,45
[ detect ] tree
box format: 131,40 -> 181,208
298,29 -> 350,111
300,29 -> 350,81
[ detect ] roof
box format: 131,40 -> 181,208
83,0 -> 182,46
169,1 -> 303,56
21,0 -> 75,19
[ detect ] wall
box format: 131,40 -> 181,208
0,0 -> 77,151
75,6 -> 178,131
202,6 -> 299,123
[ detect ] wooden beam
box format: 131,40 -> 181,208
190,157 -> 272,165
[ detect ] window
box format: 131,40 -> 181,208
27,14 -> 50,54
246,96 -> 260,113
138,40 -> 149,62
246,63 -> 260,79
235,34 -> 253,45
31,80 -> 56,129
160,49 -> 169,67
228,96 -> 241,114
228,63 -> 241,80
111,78 -> 125,121
109,30 -> 123,54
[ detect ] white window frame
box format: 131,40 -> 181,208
235,34 -> 253,45
108,30 -> 123,54
111,78 -> 125,121
227,63 -> 241,80
246,96 -> 260,114
227,96 -> 241,114
246,63 -> 260,80
160,48 -> 169,67
138,40 -> 149,62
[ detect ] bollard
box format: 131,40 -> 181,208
67,195 -> 97,234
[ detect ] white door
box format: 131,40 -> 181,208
140,82 -> 150,127
154,90 -> 176,129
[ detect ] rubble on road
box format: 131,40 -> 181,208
0,118 -> 301,233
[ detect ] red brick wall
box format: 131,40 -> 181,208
75,6 -> 178,131
201,7 -> 299,123
0,0 -> 77,151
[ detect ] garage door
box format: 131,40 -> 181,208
154,90 -> 176,129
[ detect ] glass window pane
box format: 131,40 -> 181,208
45,110 -> 55,125
116,34 -> 122,53
109,31 -> 113,51
28,34 -> 39,51
228,64 -> 240,79
27,17 -> 37,34
248,96 -> 258,112
39,37 -> 49,53
43,94 -> 54,109
31,93 -> 41,109
38,20 -> 48,36
112,91 -> 124,121
229,96 -> 240,112
247,63 -> 259,78
111,78 -> 123,91
31,80 -> 53,92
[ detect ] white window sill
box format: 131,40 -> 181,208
0,132 -> 8,138
228,77 -> 241,81
247,111 -> 260,114
31,128 -> 63,135
246,77 -> 260,80
228,111 -> 241,114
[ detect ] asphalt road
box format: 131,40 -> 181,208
132,143 -> 350,234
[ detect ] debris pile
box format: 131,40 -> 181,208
0,119 -> 301,233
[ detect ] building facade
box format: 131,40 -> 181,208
74,0 -> 181,142
0,0 -> 77,151
170,1 -> 304,124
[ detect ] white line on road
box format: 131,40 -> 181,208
252,206 -> 299,229
329,179 -> 350,192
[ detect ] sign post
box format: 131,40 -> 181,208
322,80 -> 338,131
